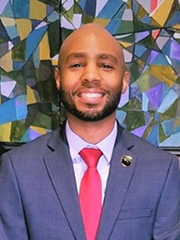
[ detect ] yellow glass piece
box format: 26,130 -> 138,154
15,19 -> 32,41
1,51 -> 13,72
150,65 -> 177,87
51,59 -> 58,66
93,18 -> 110,27
39,33 -> 50,60
30,126 -> 46,135
0,17 -> 15,26
173,24 -> 180,30
118,41 -> 132,48
30,0 -> 46,20
151,0 -> 174,26
0,122 -> 12,142
27,86 -> 37,104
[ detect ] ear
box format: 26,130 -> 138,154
54,67 -> 61,90
121,71 -> 130,93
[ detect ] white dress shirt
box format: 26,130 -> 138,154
65,120 -> 117,203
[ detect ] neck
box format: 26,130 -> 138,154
67,113 -> 116,144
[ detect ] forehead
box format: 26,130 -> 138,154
60,31 -> 122,63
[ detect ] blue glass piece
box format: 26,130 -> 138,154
84,0 -> 96,16
13,61 -> 24,70
47,11 -> 59,22
78,0 -> 86,9
158,89 -> 178,113
6,26 -> 18,39
20,130 -> 29,142
159,132 -> 180,147
150,53 -> 169,65
147,124 -> 159,146
132,0 -> 139,15
114,3 -> 126,19
16,95 -> 28,120
159,29 -> 170,37
154,112 -> 160,122
165,12 -> 180,27
25,25 -> 48,60
32,20 -> 42,30
161,119 -> 174,136
11,36 -> 20,46
0,19 -> 10,41
171,59 -> 180,75
0,95 -> 27,124
134,45 -> 147,58
13,0 -> 29,18
142,92 -> 149,111
98,0 -> 124,18
144,111 -> 152,125
161,38 -> 171,56
106,19 -> 120,34
141,16 -> 151,25
116,110 -> 126,125
1,1 -> 14,17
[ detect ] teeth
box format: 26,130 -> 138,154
81,93 -> 102,98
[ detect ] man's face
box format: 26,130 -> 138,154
56,26 -> 129,122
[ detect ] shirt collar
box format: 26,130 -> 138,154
66,120 -> 117,164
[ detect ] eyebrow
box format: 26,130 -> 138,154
66,53 -> 87,63
65,52 -> 118,64
98,54 -> 118,64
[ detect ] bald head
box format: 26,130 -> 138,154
58,23 -> 125,69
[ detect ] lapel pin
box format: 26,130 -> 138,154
121,155 -> 132,167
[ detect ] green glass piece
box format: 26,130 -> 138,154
11,120 -> 26,142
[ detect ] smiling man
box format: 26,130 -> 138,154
0,24 -> 180,240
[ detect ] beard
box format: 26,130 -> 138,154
59,87 -> 121,122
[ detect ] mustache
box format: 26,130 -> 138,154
81,80 -> 101,88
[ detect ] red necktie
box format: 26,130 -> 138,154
79,148 -> 103,240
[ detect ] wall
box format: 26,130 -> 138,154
0,0 -> 180,148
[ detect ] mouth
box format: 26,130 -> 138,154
77,92 -> 104,98
74,89 -> 106,104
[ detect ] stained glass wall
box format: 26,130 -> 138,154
0,0 -> 60,142
1,0 -> 180,147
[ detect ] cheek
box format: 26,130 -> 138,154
104,77 -> 122,92
60,73 -> 79,91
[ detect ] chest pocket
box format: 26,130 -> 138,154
118,208 -> 152,220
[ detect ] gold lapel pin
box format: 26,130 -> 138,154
121,155 -> 132,167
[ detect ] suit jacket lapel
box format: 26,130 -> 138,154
97,127 -> 137,240
43,127 -> 86,240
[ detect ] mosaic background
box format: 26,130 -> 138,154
0,0 -> 60,142
0,0 -> 180,147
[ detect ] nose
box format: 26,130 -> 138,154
80,63 -> 101,85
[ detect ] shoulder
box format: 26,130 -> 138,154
0,128 -> 61,164
119,126 -> 178,165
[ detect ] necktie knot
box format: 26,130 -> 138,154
79,148 -> 102,168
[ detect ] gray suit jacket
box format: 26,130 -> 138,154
0,124 -> 180,240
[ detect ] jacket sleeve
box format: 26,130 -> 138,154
0,152 -> 29,240
153,155 -> 180,240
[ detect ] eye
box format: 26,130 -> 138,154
101,63 -> 113,69
70,63 -> 83,68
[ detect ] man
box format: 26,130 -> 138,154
0,24 -> 180,240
